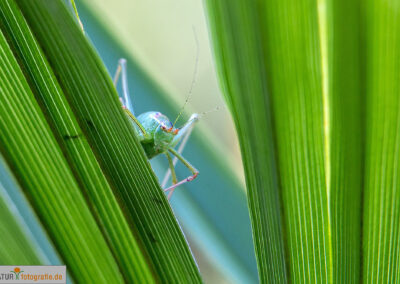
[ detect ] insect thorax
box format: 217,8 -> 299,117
135,111 -> 177,159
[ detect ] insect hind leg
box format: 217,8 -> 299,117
163,173 -> 198,200
113,58 -> 134,114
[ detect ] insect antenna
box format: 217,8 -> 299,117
198,105 -> 225,118
173,26 -> 200,127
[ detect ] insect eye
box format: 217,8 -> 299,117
161,126 -> 166,130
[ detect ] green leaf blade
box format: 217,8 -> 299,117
0,1 -> 155,282
204,1 -> 288,282
362,0 -> 400,282
327,0 -> 362,282
16,0 -> 201,282
205,0 -> 363,282
0,26 -> 123,283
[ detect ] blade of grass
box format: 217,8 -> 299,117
204,2 -> 288,282
17,0 -> 201,281
325,0 -> 362,282
362,0 -> 400,282
0,1 -> 155,282
0,27 -> 123,283
205,0 -> 362,282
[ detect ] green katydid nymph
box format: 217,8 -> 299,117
113,58 -> 199,200
69,0 -> 201,200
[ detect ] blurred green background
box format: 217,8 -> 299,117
0,0 -> 259,283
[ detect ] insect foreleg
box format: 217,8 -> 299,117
161,119 -> 195,188
165,152 -> 178,200
124,108 -> 149,138
163,148 -> 199,199
165,152 -> 178,184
